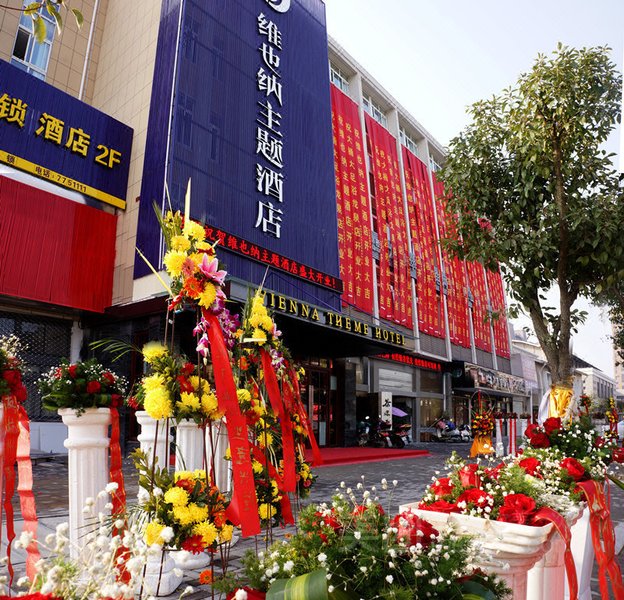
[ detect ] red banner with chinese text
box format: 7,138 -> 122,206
486,267 -> 510,358
402,148 -> 445,339
330,86 -> 374,314
433,174 -> 470,348
364,114 -> 412,328
466,261 -> 492,352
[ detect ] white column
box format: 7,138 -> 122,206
60,407 -> 111,558
495,417 -> 505,456
136,411 -> 171,474
566,507 -> 594,600
207,420 -> 231,493
175,419 -> 205,472
526,535 -> 566,600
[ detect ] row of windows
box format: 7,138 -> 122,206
11,3 -> 55,80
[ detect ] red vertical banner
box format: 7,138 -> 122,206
330,86 -> 374,314
364,114 -> 412,328
486,267 -> 511,358
402,148 -> 445,339
433,174 -> 470,348
466,261 -> 492,352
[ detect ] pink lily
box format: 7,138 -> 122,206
199,254 -> 227,285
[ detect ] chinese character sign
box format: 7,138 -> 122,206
402,148 -> 445,339
136,0 -> 340,308
330,85 -> 374,315
364,114 -> 412,328
486,267 -> 510,358
466,261 -> 492,352
0,60 -> 133,209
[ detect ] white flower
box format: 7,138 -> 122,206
354,531 -> 361,540
137,488 -> 150,505
161,527 -> 174,543
318,553 -> 327,563
105,482 -> 119,493
153,487 -> 163,497
328,585 -> 335,593
386,575 -> 393,584
284,560 -> 294,572
234,590 -> 248,600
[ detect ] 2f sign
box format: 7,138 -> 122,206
265,0 -> 290,12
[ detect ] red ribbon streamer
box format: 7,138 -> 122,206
250,445 -> 294,525
260,350 -> 296,493
109,407 -> 126,518
532,506 -> 578,600
287,366 -> 323,466
1,397 -> 41,583
578,480 -> 624,600
203,310 -> 260,537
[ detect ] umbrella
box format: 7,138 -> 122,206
392,406 -> 408,417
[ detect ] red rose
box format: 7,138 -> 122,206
594,436 -> 606,448
431,477 -> 454,498
497,493 -> 536,524
177,376 -> 194,393
15,384 -> 27,402
68,364 -> 78,379
457,488 -> 493,509
389,511 -> 438,548
102,371 -> 116,385
459,463 -> 481,488
418,499 -> 461,514
485,462 -> 505,480
181,362 -> 195,377
543,417 -> 562,436
561,457 -> 586,481
2,369 -> 20,386
525,423 -> 540,438
86,380 -> 101,394
518,457 -> 541,477
612,448 -> 624,463
529,432 -> 551,448
111,394 -> 121,407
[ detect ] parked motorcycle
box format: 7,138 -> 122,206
432,416 -> 462,442
390,423 -> 412,448
458,424 -> 472,442
357,417 -> 393,447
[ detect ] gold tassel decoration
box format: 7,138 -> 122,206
548,385 -> 573,419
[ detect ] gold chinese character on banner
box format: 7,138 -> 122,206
35,113 -> 65,145
65,127 -> 91,157
0,94 -> 28,128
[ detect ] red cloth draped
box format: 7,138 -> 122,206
287,366 -> 323,466
330,85 -> 374,314
364,114 -> 412,328
402,148 -> 445,338
466,261 -> 492,352
485,267 -> 511,358
532,506 -> 578,600
433,175 -> 470,347
577,480 -> 624,599
203,310 -> 261,537
2,397 -> 40,583
260,350 -> 296,493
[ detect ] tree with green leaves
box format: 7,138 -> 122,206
0,1 -> 83,42
439,44 -> 624,387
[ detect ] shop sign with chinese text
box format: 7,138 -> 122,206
0,60 -> 133,209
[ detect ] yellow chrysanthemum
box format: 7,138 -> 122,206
252,293 -> 265,311
163,250 -> 187,277
170,235 -> 191,252
178,392 -> 201,412
142,373 -> 166,392
237,389 -> 251,403
188,503 -> 209,523
258,430 -> 273,449
193,521 -> 218,546
193,469 -> 208,481
271,480 -> 280,499
260,316 -> 274,332
164,486 -> 189,507
258,503 -> 277,521
224,447 -> 231,460
144,387 -> 173,420
252,328 -> 267,344
189,252 -> 204,267
249,313 -> 264,328
174,470 -> 194,482
252,460 -> 264,475
198,283 -> 217,308
142,342 -> 168,364
183,220 -> 206,241
201,393 -> 219,416
144,521 -> 165,546
172,506 -> 195,525
196,241 -> 211,251
219,524 -> 234,543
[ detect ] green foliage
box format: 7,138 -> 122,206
18,1 -> 84,43
439,44 -> 624,383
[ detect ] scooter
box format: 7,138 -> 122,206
432,416 -> 462,442
390,423 -> 412,448
458,424 -> 472,442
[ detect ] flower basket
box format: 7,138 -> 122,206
400,504 -> 554,600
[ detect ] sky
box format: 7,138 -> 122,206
323,0 -> 624,378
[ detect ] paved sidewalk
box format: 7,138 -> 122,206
3,443 -> 624,598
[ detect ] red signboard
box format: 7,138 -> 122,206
0,176 -> 116,312
402,148 -> 445,339
433,174 -> 470,348
330,85 -> 374,311
364,114 -> 412,328
376,353 -> 442,371
486,267 -> 511,358
466,261 -> 492,352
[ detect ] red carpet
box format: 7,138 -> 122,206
304,446 -> 429,467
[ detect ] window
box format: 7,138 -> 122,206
11,5 -> 55,80
363,94 -> 387,128
176,93 -> 194,148
329,62 -> 349,93
400,127 -> 419,156
429,156 -> 442,173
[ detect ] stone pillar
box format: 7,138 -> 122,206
136,411 -> 171,475
495,417 -> 505,457
175,419 -> 205,472
60,407 -> 111,558
207,420 -> 231,493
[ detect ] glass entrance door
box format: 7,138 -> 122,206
298,359 -> 335,447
